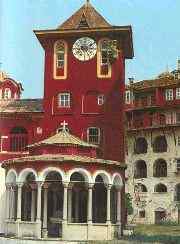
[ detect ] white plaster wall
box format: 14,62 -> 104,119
0,166 -> 6,233
126,129 -> 180,224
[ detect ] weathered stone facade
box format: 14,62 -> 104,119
125,64 -> 180,224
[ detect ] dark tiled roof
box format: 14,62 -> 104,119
0,99 -> 43,113
58,2 -> 111,30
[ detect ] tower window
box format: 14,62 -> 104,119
54,40 -> 67,79
4,88 -> 11,100
125,90 -> 131,104
87,127 -> 101,144
10,127 -> 28,152
165,89 -> 173,101
97,95 -> 105,105
56,43 -> 65,68
176,88 -> 180,99
58,93 -> 71,108
97,39 -> 112,78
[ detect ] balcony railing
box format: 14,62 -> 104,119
127,115 -> 177,130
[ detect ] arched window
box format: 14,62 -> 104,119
153,135 -> 167,153
153,159 -> 167,177
134,160 -> 147,179
22,173 -> 37,221
97,39 -> 111,78
54,40 -> 67,79
93,175 -> 107,223
87,127 -> 101,144
4,88 -> 11,100
10,127 -> 28,152
154,183 -> 167,193
135,184 -> 147,193
70,172 -> 88,223
134,137 -> 148,154
175,184 -> 180,201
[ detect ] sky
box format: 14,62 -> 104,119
1,0 -> 180,98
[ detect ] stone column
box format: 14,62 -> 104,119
11,185 -> 16,220
116,188 -> 122,238
68,186 -> 72,222
42,183 -> 49,238
9,186 -> 13,220
88,184 -> 93,224
16,183 -> 23,221
63,183 -> 68,222
106,185 -> 111,224
5,184 -> 10,220
36,182 -> 42,222
31,188 -> 36,222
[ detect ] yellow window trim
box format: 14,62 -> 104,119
53,40 -> 68,80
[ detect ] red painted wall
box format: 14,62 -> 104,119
41,36 -> 125,162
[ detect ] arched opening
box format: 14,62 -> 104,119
93,175 -> 107,223
69,172 -> 88,223
175,184 -> 180,202
6,170 -> 17,221
21,172 -> 37,222
134,184 -> 147,193
134,160 -> 147,179
110,185 -> 117,224
154,183 -> 167,193
10,127 -> 28,152
134,137 -> 148,154
155,208 -> 166,224
153,136 -> 167,153
44,171 -> 63,238
153,159 -> 167,177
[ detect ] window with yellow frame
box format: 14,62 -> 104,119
53,40 -> 68,79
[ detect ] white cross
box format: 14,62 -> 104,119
60,120 -> 68,131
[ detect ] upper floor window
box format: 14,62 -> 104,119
0,89 -> 2,99
134,160 -> 147,179
134,137 -> 148,154
154,183 -> 167,193
10,127 -> 28,152
97,39 -> 111,78
54,40 -> 67,79
87,127 -> 101,144
165,89 -> 173,101
176,88 -> 180,99
153,135 -> 167,153
58,93 -> 70,108
97,94 -> 105,105
153,159 -> 167,177
4,88 -> 11,100
125,90 -> 131,104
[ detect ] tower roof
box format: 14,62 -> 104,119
58,2 -> 111,30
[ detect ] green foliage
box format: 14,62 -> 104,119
125,193 -> 133,215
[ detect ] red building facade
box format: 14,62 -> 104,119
0,2 -> 133,240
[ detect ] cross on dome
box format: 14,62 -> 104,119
60,120 -> 68,132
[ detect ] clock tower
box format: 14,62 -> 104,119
34,1 -> 133,162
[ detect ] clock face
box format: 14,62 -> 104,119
72,37 -> 97,61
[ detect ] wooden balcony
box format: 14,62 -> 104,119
125,97 -> 158,111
